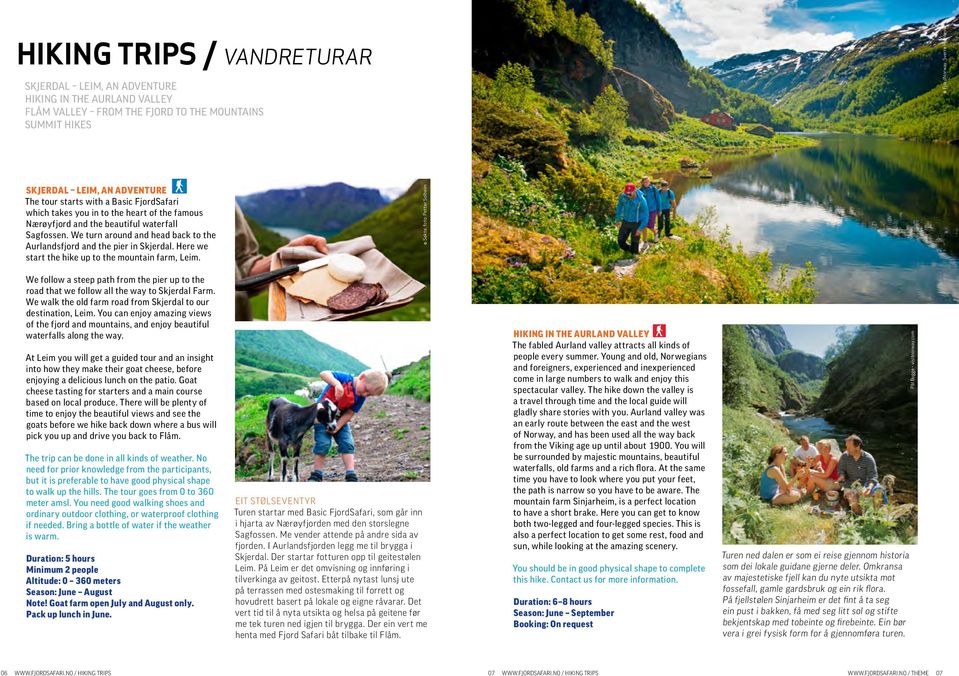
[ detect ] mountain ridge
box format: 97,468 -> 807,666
236,182 -> 390,235
707,15 -> 959,109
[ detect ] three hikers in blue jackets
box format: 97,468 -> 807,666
614,178 -> 677,255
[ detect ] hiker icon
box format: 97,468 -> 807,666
172,178 -> 188,194
653,324 -> 666,337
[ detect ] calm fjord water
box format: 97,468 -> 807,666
673,134 -> 959,303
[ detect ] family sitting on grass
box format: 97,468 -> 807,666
759,434 -> 888,514
614,177 -> 677,255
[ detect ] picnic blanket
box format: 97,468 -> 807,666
267,236 -> 425,321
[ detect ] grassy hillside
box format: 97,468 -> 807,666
877,73 -> 959,142
783,45 -> 959,118
386,355 -> 431,402
707,15 -> 959,141
572,115 -> 811,181
235,391 -> 432,482
722,406 -> 916,544
235,364 -> 311,399
333,180 -> 430,321
235,330 -> 368,386
845,45 -> 959,116
722,406 -> 837,544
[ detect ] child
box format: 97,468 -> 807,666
308,369 -> 389,482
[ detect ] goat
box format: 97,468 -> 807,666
265,398 -> 340,481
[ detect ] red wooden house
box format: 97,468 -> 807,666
700,111 -> 736,130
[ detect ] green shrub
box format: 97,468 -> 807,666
472,72 -> 492,100
537,160 -> 618,225
472,157 -> 571,233
836,498 -> 917,544
491,62 -> 535,111
512,0 -> 555,36
591,85 -> 628,140
472,265 -> 550,303
570,109 -> 600,139
472,98 -> 568,176
551,0 -> 614,68
511,0 -> 613,68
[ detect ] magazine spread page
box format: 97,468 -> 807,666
3,0 -> 957,674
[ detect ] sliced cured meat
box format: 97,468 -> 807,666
328,282 -> 383,312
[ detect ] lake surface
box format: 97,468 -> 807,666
672,134 -> 959,303
779,414 -> 917,504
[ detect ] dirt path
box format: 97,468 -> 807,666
240,395 -> 431,482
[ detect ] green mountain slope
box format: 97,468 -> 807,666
775,350 -> 826,383
876,73 -> 959,142
235,330 -> 368,378
474,0 -> 797,129
245,214 -> 287,256
710,17 -> 958,102
708,17 -> 959,140
781,44 -> 959,120
235,364 -> 312,399
333,179 -> 429,288
722,325 -> 808,413
333,179 -> 430,319
236,183 -> 388,235
814,325 -> 917,434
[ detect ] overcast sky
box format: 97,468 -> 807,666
639,0 -> 958,65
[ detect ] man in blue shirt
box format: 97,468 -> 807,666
614,182 -> 648,255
